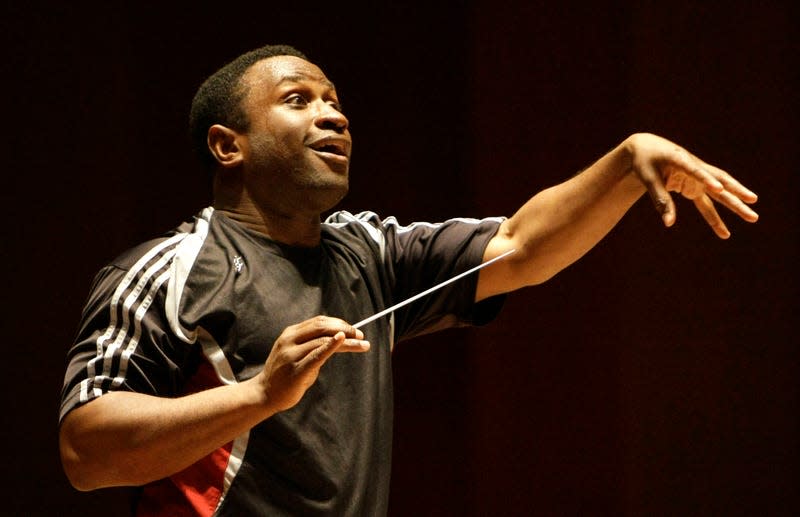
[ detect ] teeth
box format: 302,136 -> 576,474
311,139 -> 347,156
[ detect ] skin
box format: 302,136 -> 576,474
477,132 -> 758,300
211,56 -> 352,246
59,55 -> 759,491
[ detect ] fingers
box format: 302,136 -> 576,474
673,151 -> 760,229
637,157 -> 678,227
294,332 -> 370,363
291,315 -> 364,343
693,194 -> 730,239
629,134 -> 760,235
691,156 -> 758,205
672,147 -> 759,211
669,147 -> 725,195
282,316 -> 370,367
261,317 -> 370,413
707,187 -> 760,223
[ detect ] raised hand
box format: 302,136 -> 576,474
626,133 -> 759,238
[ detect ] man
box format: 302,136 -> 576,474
58,44 -> 758,516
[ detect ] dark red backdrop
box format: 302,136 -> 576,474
4,2 -> 797,515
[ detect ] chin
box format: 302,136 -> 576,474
306,182 -> 349,212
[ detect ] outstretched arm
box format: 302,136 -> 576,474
59,317 -> 369,491
476,133 -> 759,301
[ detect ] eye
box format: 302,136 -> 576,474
285,93 -> 308,106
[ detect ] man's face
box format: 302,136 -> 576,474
237,55 -> 352,214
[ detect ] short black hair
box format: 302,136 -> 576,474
189,44 -> 308,171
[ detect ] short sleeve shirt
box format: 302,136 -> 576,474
60,208 -> 505,516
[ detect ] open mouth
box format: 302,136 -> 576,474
309,137 -> 350,158
314,144 -> 347,157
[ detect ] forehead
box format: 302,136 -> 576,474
241,55 -> 335,97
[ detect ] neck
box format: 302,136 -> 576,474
212,168 -> 326,247
215,204 -> 323,247
213,195 -> 323,247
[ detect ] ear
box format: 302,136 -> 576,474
207,124 -> 245,168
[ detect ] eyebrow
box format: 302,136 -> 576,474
276,74 -> 336,91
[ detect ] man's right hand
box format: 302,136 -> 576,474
256,316 -> 371,413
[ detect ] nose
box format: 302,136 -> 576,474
315,102 -> 349,132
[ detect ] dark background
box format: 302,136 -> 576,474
3,1 -> 797,515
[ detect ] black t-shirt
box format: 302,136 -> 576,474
60,208 -> 505,516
